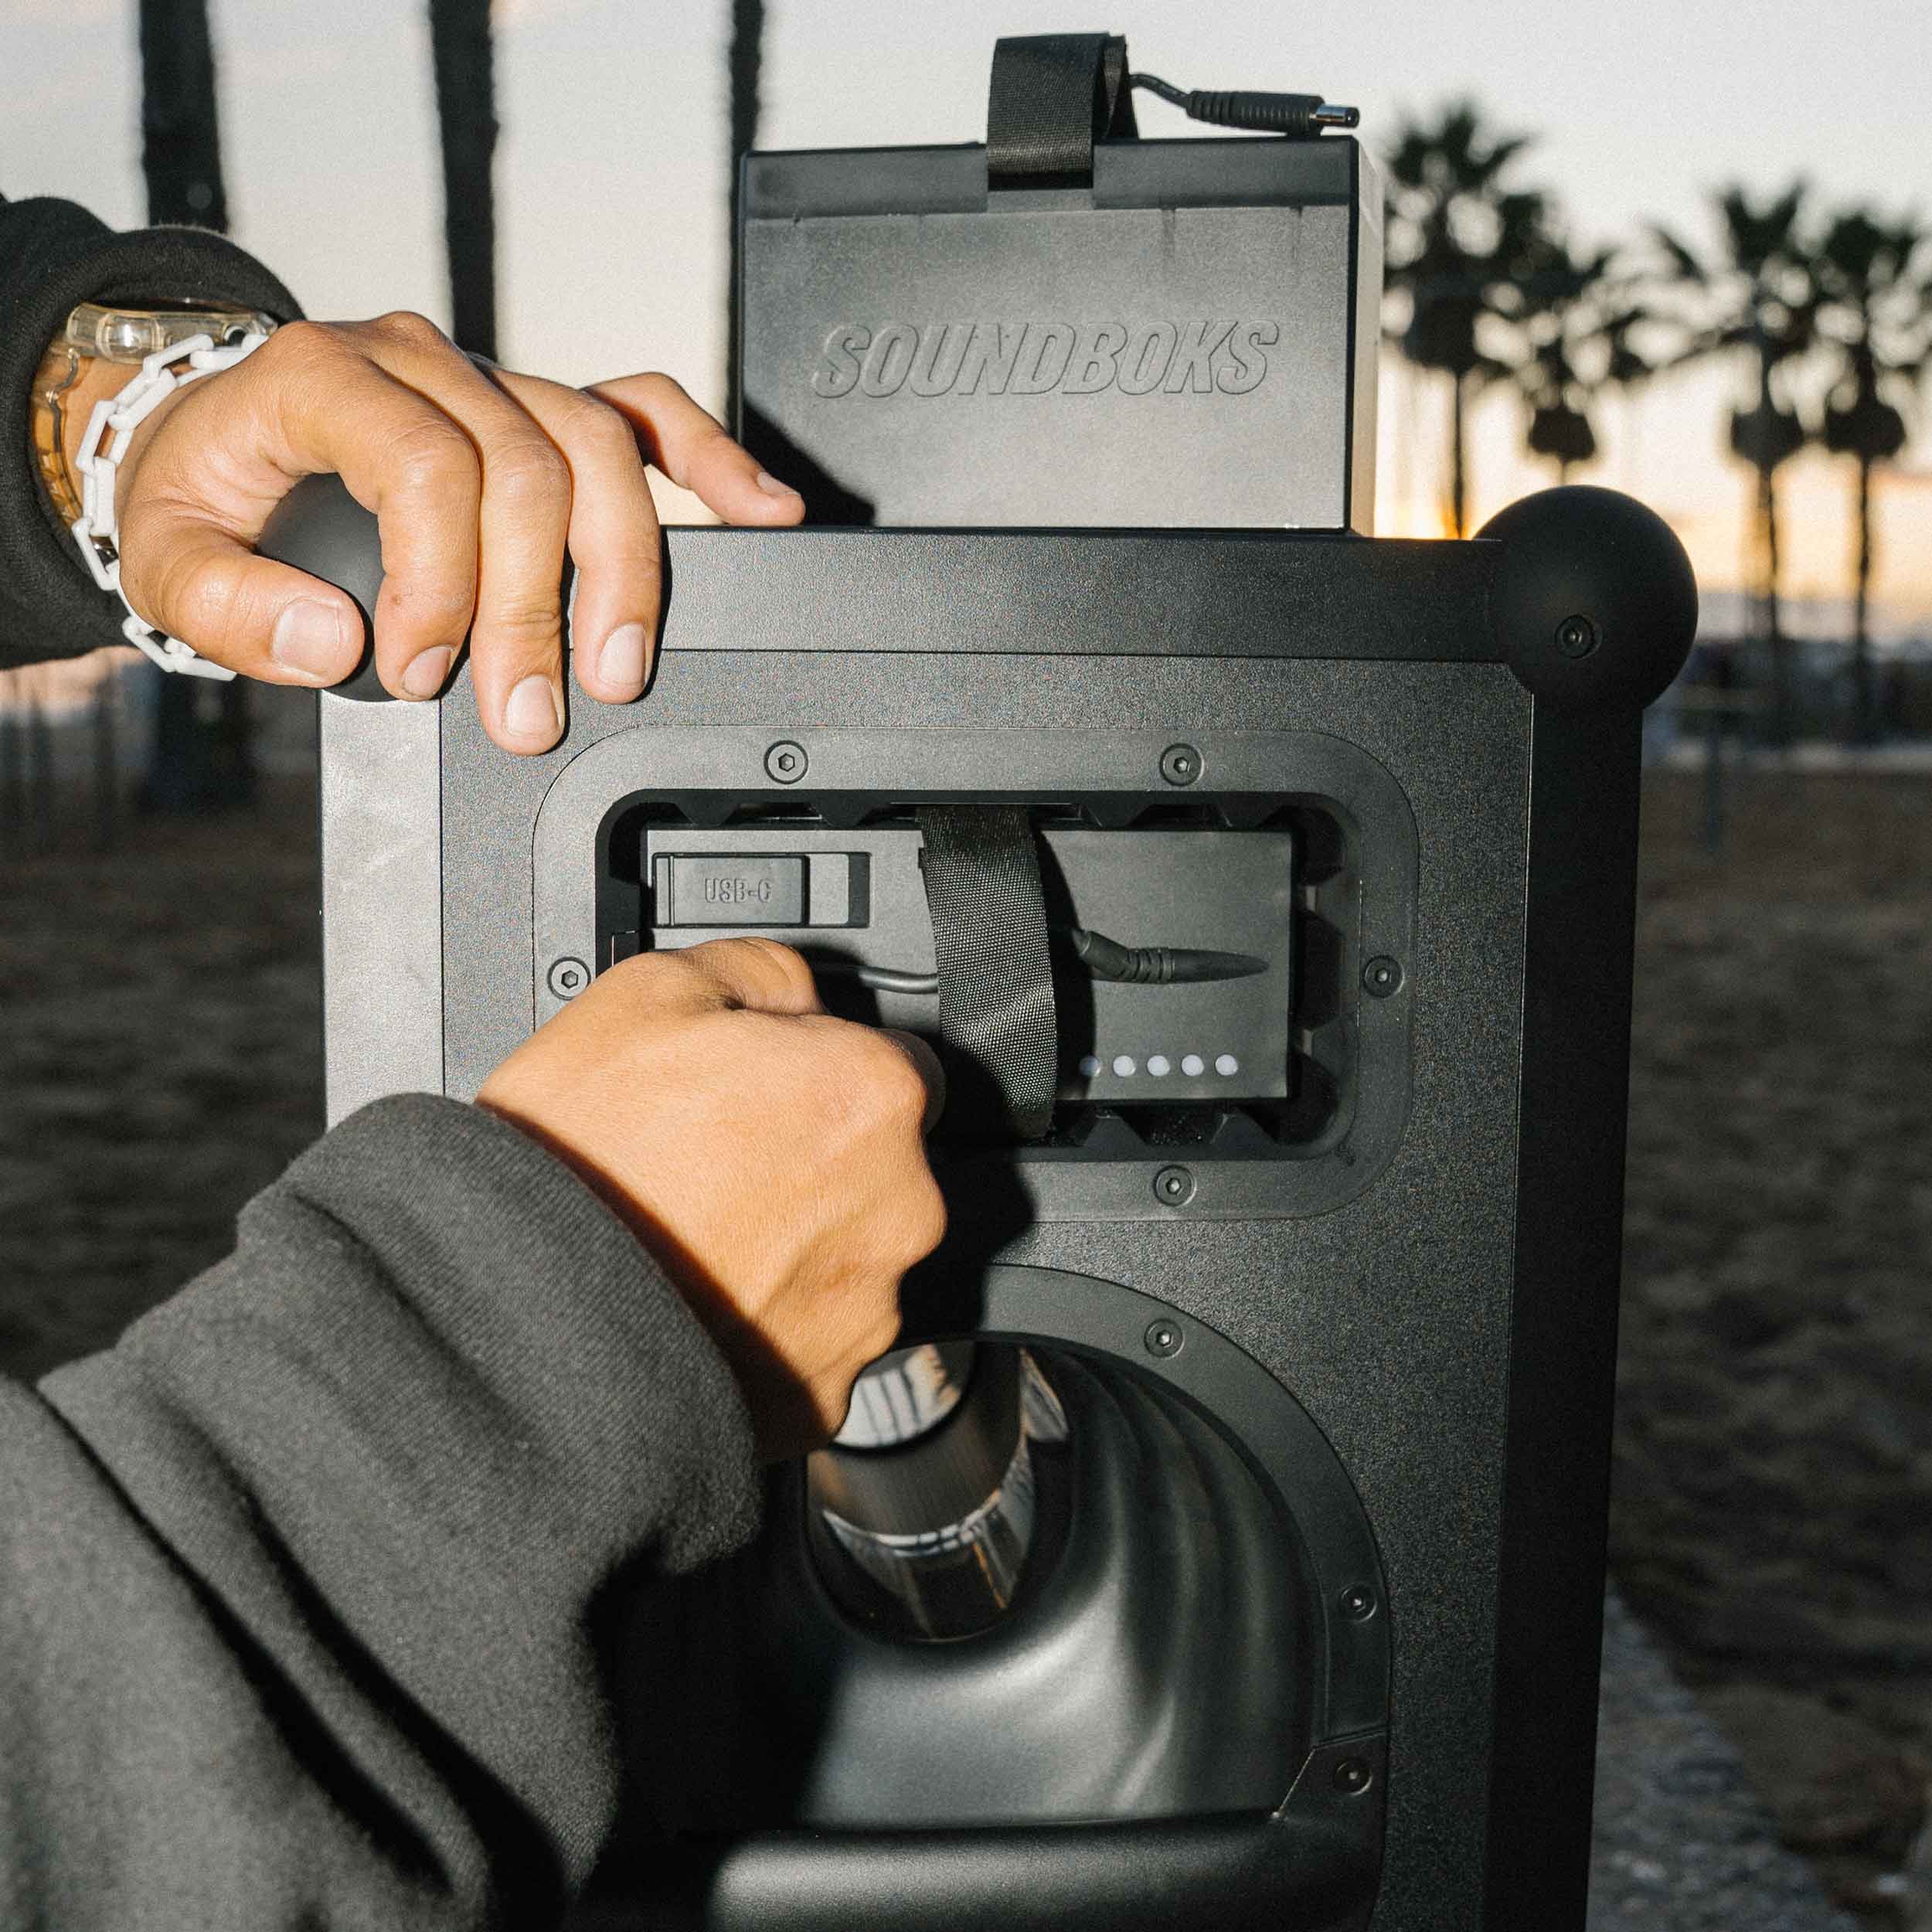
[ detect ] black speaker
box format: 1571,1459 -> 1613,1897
265,470 -> 1696,1930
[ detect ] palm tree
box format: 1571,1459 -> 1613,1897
1383,100 -> 1554,536
1512,241 -> 1654,483
138,0 -> 228,229
1815,208 -> 1930,743
724,0 -> 766,431
428,0 -> 499,361
1651,185 -> 1818,745
138,0 -> 253,811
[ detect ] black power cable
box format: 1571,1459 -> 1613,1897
1129,70 -> 1358,140
808,927 -> 1268,998
1066,926 -> 1267,986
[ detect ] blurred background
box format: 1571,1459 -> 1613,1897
1,2 -> 1928,1923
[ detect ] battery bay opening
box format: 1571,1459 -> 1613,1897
595,791 -> 1361,1163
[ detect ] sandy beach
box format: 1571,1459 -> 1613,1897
2,747 -> 1927,1921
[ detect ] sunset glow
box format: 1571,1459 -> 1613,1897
5,0 -> 1927,639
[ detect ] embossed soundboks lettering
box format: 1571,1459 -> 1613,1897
810,320 -> 1281,400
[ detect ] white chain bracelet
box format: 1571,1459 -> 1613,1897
70,327 -> 274,680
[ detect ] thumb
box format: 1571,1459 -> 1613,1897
117,506 -> 367,687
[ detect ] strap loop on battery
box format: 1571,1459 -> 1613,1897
917,804 -> 1059,1141
987,33 -> 1138,190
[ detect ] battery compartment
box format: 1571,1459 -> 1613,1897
594,790 -> 1363,1165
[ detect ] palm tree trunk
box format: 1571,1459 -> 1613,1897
724,0 -> 766,433
429,0 -> 499,361
1393,359 -> 1416,537
1852,455 -> 1876,745
138,0 -> 251,813
138,0 -> 228,228
1449,370 -> 1468,538
1760,464 -> 1794,747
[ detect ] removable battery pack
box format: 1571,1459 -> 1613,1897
641,825 -> 1294,1107
738,138 -> 1382,530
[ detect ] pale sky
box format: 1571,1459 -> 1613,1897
6,0 -> 1931,631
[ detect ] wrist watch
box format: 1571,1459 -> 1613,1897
29,299 -> 277,522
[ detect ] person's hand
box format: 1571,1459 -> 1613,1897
94,312 -> 806,752
475,938 -> 947,1462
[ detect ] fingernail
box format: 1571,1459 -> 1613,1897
755,470 -> 803,501
504,673 -> 563,744
596,622 -> 648,692
270,598 -> 353,680
400,646 -> 454,699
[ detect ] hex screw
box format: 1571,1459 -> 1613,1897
1340,1584 -> 1377,1621
1159,743 -> 1202,787
547,957 -> 590,1000
1362,954 -> 1403,998
1333,1758 -> 1373,1795
1555,613 -> 1598,660
765,740 -> 808,784
1144,1316 -> 1185,1359
1152,1164 -> 1196,1207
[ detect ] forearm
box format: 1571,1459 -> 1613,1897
2,1095 -> 760,1929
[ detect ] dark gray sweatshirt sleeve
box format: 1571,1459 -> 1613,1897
0,190 -> 301,668
0,1094 -> 762,1931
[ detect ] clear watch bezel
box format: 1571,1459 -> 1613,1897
65,301 -> 275,364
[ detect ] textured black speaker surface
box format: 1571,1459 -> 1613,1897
280,485 -> 1696,1931
432,525 -> 1685,1931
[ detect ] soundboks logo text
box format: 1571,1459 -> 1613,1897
810,321 -> 1281,400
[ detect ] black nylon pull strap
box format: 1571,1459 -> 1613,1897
987,32 -> 1138,190
917,804 -> 1059,1141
